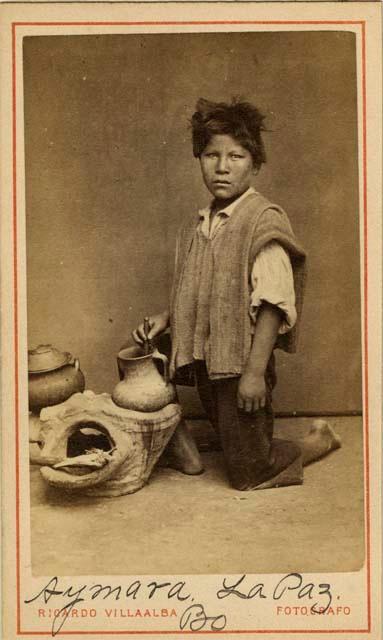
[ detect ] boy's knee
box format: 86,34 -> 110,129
229,478 -> 251,491
224,449 -> 275,491
182,459 -> 205,475
225,454 -> 255,491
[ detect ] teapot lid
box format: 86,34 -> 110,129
28,344 -> 72,373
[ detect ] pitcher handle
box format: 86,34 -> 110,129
152,349 -> 170,383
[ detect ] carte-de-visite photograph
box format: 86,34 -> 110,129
25,30 -> 364,577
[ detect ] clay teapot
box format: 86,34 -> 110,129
28,344 -> 85,413
112,345 -> 176,412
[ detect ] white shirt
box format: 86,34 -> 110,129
198,187 -> 297,334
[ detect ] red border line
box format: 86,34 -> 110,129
15,629 -> 372,636
14,19 -> 370,637
13,20 -> 364,26
361,20 -> 371,634
12,20 -> 21,637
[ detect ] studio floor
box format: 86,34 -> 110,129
30,416 -> 365,576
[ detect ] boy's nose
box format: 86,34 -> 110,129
216,156 -> 230,173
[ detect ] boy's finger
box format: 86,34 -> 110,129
244,400 -> 253,413
132,329 -> 143,344
237,395 -> 244,410
137,326 -> 146,339
260,396 -> 266,408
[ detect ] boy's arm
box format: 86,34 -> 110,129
237,302 -> 283,413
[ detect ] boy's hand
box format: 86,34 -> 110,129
237,371 -> 266,413
132,310 -> 170,345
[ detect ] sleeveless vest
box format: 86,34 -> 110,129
170,191 -> 307,379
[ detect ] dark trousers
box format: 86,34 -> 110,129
155,334 -> 302,489
195,358 -> 302,490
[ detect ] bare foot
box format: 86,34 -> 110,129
298,419 -> 341,466
158,420 -> 204,475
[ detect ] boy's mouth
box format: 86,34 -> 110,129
213,180 -> 231,185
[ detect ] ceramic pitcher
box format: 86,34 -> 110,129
111,345 -> 176,412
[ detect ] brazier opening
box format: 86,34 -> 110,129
67,421 -> 115,458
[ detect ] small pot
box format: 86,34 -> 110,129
28,344 -> 85,412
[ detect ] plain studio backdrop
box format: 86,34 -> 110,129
24,31 -> 361,415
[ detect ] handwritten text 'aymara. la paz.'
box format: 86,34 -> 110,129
25,573 -> 335,636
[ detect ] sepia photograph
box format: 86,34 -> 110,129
25,28 -> 363,576
1,2 -> 381,638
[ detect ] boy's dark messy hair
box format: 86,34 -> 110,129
191,98 -> 267,170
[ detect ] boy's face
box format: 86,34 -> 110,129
199,134 -> 255,202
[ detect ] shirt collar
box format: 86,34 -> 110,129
198,186 -> 256,221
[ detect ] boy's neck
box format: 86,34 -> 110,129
210,188 -> 252,215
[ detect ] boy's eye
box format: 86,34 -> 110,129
231,154 -> 244,159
